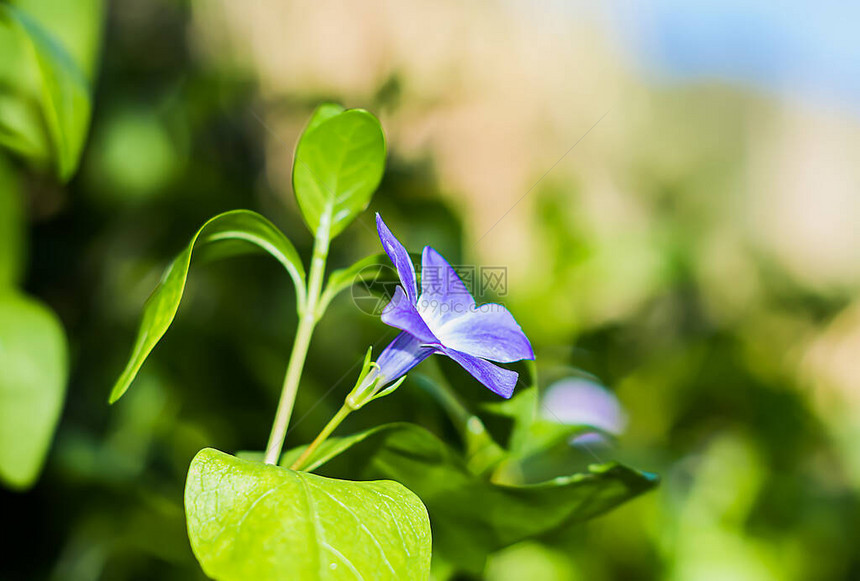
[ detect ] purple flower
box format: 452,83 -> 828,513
367,214 -> 534,399
541,378 -> 627,446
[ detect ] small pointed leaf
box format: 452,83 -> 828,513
369,375 -> 407,403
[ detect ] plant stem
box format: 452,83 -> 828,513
423,374 -> 473,434
290,403 -> 352,471
419,370 -> 506,474
263,226 -> 329,465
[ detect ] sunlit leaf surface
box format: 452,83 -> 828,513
293,105 -> 386,238
185,448 -> 431,581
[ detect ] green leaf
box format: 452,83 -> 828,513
323,253 -> 390,299
185,448 -> 431,581
293,106 -> 386,239
282,422 -> 657,573
409,371 -> 507,476
13,0 -> 105,81
109,210 -> 306,404
0,4 -> 92,181
0,12 -> 51,167
482,369 -> 608,460
0,94 -> 52,167
304,102 -> 346,134
0,290 -> 68,489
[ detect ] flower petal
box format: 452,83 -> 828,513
376,214 -> 418,302
435,303 -> 534,363
440,346 -> 519,399
376,331 -> 437,383
541,378 -> 627,435
418,246 -> 475,329
381,286 -> 438,345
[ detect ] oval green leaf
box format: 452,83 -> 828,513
293,106 -> 386,239
0,291 -> 68,489
109,210 -> 306,404
185,448 -> 431,581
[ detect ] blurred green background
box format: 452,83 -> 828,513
2,0 -> 860,579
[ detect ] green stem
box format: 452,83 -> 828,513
417,373 -> 478,440
419,371 -> 506,474
290,404 -> 353,471
263,223 -> 330,465
425,376 -> 473,433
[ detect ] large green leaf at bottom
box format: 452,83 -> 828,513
185,448 -> 431,581
109,210 -> 305,404
281,423 -> 657,573
0,291 -> 68,489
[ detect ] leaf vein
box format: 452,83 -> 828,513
305,479 -> 397,576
